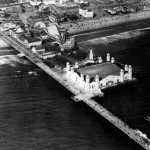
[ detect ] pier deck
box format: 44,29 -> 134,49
0,31 -> 150,150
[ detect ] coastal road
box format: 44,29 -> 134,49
72,18 -> 150,43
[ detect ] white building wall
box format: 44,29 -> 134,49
100,75 -> 120,87
79,8 -> 94,18
43,0 -> 57,4
85,11 -> 93,18
67,70 -> 80,85
124,73 -> 129,80
28,41 -> 42,48
66,67 -> 132,92
67,70 -> 85,89
59,0 -> 69,4
19,0 -> 30,3
90,82 -> 96,91
67,69 -> 100,92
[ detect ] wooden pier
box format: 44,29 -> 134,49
0,31 -> 150,150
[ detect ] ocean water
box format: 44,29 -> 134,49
0,29 -> 150,150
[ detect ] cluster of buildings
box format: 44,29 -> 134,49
104,6 -> 136,15
65,51 -> 133,92
0,22 -> 62,58
0,19 -> 75,58
29,0 -> 88,6
0,0 -> 30,7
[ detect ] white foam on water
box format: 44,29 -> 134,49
0,55 -> 29,67
80,30 -> 144,45
28,71 -> 38,76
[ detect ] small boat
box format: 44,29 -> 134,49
144,116 -> 150,121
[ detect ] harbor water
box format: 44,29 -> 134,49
0,28 -> 150,150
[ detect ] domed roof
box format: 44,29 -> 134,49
77,62 -> 121,79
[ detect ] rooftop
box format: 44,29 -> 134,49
18,34 -> 41,43
77,62 -> 121,79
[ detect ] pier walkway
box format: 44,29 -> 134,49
0,31 -> 150,150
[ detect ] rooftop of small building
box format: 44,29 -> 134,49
77,62 -> 122,79
18,34 -> 41,43
18,11 -> 37,19
25,36 -> 41,43
35,45 -> 45,50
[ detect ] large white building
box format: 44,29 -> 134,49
65,51 -> 132,92
18,0 -> 30,3
74,0 -> 88,4
30,0 -> 58,6
79,7 -> 94,18
43,0 -> 59,4
59,0 -> 69,4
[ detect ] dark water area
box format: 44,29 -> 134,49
0,28 -> 150,150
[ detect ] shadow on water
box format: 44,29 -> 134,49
95,82 -> 137,126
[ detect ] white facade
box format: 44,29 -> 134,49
24,40 -> 42,48
18,0 -> 30,3
43,0 -> 58,5
40,34 -> 49,40
59,0 -> 69,4
74,0 -> 88,4
30,0 -> 42,5
79,8 -> 94,18
65,58 -> 133,92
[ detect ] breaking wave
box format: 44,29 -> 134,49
81,30 -> 144,45
28,71 -> 38,76
0,70 -> 39,80
0,55 -> 29,67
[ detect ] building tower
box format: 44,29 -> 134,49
95,75 -> 99,89
125,64 -> 129,71
71,67 -> 74,73
66,62 -> 70,77
81,74 -> 84,81
75,62 -> 79,69
128,65 -> 132,80
66,62 -> 70,72
89,49 -> 93,60
98,56 -> 103,63
111,57 -> 115,63
86,75 -> 90,91
107,53 -> 110,62
120,69 -> 124,82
